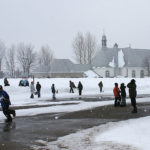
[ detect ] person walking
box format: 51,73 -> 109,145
51,84 -> 56,100
113,83 -> 121,106
78,81 -> 83,96
0,85 -> 16,122
98,81 -> 103,92
30,81 -> 35,98
127,79 -> 137,113
69,81 -> 74,93
36,82 -> 41,98
120,83 -> 126,107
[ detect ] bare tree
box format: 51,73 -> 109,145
72,32 -> 97,64
0,40 -> 6,71
38,45 -> 54,66
85,32 -> 97,64
17,43 -> 36,77
72,32 -> 85,64
5,45 -> 16,77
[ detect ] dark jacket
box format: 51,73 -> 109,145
51,85 -> 55,93
78,82 -> 83,91
0,90 -> 11,109
127,82 -> 137,98
36,83 -> 41,91
120,84 -> 126,97
98,82 -> 103,87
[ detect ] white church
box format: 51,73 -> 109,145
92,35 -> 150,78
32,35 -> 150,78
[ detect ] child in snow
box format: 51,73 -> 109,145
0,85 -> 16,122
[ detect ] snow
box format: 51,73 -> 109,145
109,57 -> 115,67
95,117 -> 150,150
109,49 -> 125,68
0,77 -> 150,150
118,49 -> 125,68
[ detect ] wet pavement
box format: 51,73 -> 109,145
0,96 -> 150,150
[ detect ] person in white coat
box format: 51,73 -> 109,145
30,81 -> 35,98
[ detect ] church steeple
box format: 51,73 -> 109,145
102,34 -> 107,48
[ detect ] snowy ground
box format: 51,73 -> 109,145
0,77 -> 150,150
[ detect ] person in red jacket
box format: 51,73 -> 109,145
113,83 -> 121,106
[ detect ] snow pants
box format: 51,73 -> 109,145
3,104 -> 15,122
52,93 -> 56,99
79,90 -> 82,95
120,97 -> 126,106
37,90 -> 41,98
70,87 -> 74,93
114,97 -> 121,106
131,97 -> 137,112
100,87 -> 103,92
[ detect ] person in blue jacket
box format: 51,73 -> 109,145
0,85 -> 16,122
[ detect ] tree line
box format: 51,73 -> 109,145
0,41 -> 54,78
0,31 -> 98,77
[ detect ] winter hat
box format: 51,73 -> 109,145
115,83 -> 118,86
131,79 -> 135,83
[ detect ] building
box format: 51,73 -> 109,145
92,34 -> 150,78
32,35 -> 150,78
32,59 -> 91,78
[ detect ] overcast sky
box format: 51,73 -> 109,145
0,0 -> 150,61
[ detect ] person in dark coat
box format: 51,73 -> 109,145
51,84 -> 56,100
77,81 -> 83,96
98,81 -> 103,92
36,82 -> 41,98
4,78 -> 10,86
113,83 -> 121,106
0,85 -> 16,122
69,81 -> 74,93
120,83 -> 126,106
127,79 -> 137,113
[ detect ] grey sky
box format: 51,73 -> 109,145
0,0 -> 150,61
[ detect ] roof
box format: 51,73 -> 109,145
32,59 -> 90,73
92,47 -> 150,67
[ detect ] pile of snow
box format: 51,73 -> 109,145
32,116 -> 150,150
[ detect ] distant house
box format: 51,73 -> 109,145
92,35 -> 150,78
32,59 -> 91,78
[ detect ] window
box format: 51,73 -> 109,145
140,70 -> 144,78
132,70 -> 136,77
105,70 -> 110,77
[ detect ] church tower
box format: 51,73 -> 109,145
102,34 -> 107,48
